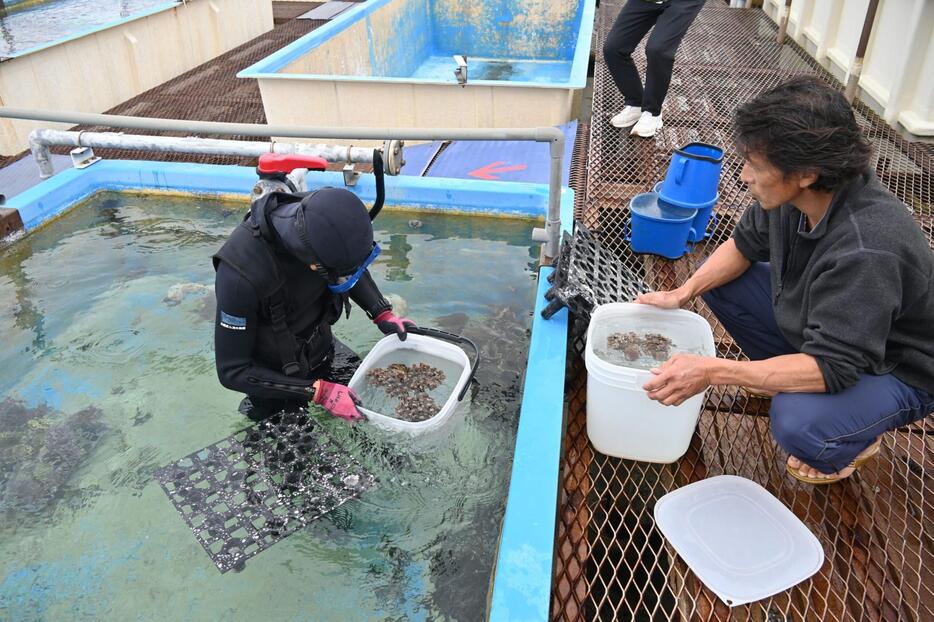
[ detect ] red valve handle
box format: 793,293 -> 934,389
257,153 -> 328,174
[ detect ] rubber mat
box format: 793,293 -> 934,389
426,121 -> 577,184
155,411 -> 374,573
400,141 -> 445,176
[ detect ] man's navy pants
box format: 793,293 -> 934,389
702,262 -> 934,473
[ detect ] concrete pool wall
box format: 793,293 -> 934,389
0,0 -> 273,156
4,158 -> 571,620
238,0 -> 596,142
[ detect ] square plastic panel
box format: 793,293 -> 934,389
155,411 -> 374,573
654,475 -> 824,607
541,225 -> 651,321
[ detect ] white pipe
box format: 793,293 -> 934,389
4,107 -> 566,260
27,129 -> 377,178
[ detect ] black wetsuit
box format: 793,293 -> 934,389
213,194 -> 390,419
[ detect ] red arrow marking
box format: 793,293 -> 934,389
468,160 -> 528,180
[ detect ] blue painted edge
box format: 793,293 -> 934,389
5,160 -> 575,231
237,0 -> 391,77
571,0 -> 597,89
238,0 -> 596,90
7,159 -> 573,622
4,1 -> 180,59
488,266 -> 569,622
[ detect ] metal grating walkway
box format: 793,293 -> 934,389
554,1 -> 933,621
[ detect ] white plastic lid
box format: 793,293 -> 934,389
654,475 -> 824,607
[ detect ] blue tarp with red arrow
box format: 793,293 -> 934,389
424,121 -> 577,185
399,141 -> 445,177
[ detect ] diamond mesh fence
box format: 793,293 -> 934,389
553,2 -> 933,621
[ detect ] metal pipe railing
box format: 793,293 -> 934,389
0,107 -> 566,259
776,0 -> 793,44
844,0 -> 880,103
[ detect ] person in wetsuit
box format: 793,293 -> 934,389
213,186 -> 415,422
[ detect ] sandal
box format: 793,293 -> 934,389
785,439 -> 883,485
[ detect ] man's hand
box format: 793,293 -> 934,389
642,354 -> 714,406
374,310 -> 417,341
635,289 -> 687,309
312,380 -> 365,422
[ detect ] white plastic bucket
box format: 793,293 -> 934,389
348,332 -> 474,435
585,302 -> 715,463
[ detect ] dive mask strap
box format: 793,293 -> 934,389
327,243 -> 382,294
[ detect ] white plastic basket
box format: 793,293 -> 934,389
348,328 -> 478,435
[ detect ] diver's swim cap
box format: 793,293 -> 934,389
272,187 -> 374,274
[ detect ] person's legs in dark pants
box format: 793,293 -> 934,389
602,0 -> 663,109
703,262 -> 934,479
770,375 -> 934,475
641,0 -> 705,115
701,262 -> 797,361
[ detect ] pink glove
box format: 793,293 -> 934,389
373,310 -> 417,341
313,380 -> 364,422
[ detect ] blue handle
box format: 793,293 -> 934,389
685,228 -> 697,253
675,158 -> 688,185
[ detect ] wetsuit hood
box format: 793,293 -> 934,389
260,187 -> 375,275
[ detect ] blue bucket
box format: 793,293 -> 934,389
627,192 -> 697,259
658,142 -> 723,210
654,181 -> 717,242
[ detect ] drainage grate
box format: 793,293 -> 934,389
553,2 -> 934,621
155,411 -> 374,573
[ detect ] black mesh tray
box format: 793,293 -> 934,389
154,411 -> 374,573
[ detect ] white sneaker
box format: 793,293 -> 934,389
630,111 -> 663,137
610,105 -> 642,128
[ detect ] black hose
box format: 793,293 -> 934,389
369,149 -> 385,221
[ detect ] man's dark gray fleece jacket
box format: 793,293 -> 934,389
732,172 -> 934,394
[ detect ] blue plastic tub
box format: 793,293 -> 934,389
628,191 -> 697,259
654,181 -> 717,242
658,142 -> 723,210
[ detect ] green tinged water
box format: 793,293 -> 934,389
0,192 -> 539,621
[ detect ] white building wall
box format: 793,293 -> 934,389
0,0 -> 274,156
763,0 -> 933,135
